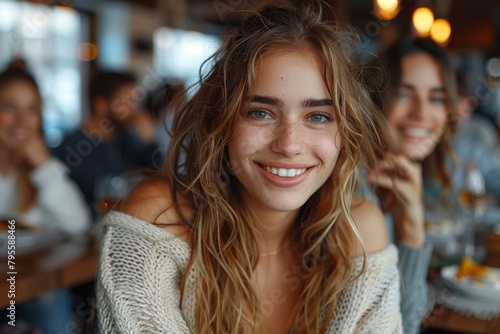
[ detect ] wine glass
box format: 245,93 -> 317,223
93,175 -> 129,216
460,168 -> 486,260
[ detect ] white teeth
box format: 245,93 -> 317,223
404,128 -> 429,137
264,165 -> 306,178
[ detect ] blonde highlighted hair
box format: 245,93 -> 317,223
165,0 -> 391,332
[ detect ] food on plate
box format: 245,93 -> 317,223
456,256 -> 490,280
456,256 -> 500,288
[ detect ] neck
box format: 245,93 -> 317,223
249,205 -> 298,257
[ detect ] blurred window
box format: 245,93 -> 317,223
153,27 -> 220,91
0,1 -> 87,147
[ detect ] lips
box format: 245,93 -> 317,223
10,128 -> 30,141
255,162 -> 313,188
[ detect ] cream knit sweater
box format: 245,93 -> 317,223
98,211 -> 402,333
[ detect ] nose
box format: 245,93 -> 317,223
13,108 -> 30,125
409,96 -> 430,120
271,120 -> 304,157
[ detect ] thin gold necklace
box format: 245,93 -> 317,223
259,239 -> 292,257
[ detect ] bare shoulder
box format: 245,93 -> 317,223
351,196 -> 389,256
120,176 -> 190,242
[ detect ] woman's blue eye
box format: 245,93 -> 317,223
248,109 -> 270,119
1,104 -> 15,113
430,96 -> 445,104
397,92 -> 408,100
310,113 -> 330,123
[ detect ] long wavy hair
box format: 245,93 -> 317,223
0,67 -> 42,213
165,1 -> 391,332
365,38 -> 459,193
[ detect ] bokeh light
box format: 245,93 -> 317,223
413,7 -> 434,36
78,43 -> 98,61
430,18 -> 451,46
374,0 -> 400,20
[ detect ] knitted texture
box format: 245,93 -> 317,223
98,211 -> 402,333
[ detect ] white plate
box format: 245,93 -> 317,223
441,265 -> 500,302
0,229 -> 63,257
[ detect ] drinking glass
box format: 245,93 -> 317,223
94,175 -> 129,215
459,168 -> 486,261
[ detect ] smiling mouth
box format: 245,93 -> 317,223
402,128 -> 430,139
260,164 -> 308,178
11,129 -> 29,141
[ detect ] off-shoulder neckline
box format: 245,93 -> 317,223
104,210 -> 397,263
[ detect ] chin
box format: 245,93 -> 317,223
262,198 -> 307,213
404,144 -> 434,162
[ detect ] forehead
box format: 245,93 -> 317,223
0,79 -> 37,92
0,79 -> 40,101
400,52 -> 444,88
250,49 -> 327,94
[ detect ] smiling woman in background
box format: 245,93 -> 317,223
364,38 -> 460,334
0,65 -> 90,235
0,63 -> 91,333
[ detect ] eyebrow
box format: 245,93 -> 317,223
250,95 -> 284,107
249,95 -> 332,108
399,82 -> 446,94
302,98 -> 333,108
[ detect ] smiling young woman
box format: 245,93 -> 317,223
97,1 -> 402,333
364,38 -> 460,334
0,66 -> 90,235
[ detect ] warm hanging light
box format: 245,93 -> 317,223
430,18 -> 451,46
412,7 -> 434,36
374,0 -> 400,20
78,43 -> 98,61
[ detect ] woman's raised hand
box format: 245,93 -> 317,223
12,133 -> 50,169
367,153 -> 425,248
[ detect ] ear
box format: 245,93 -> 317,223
92,96 -> 109,117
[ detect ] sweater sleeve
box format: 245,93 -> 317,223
30,158 -> 91,235
328,245 -> 402,333
97,213 -> 192,334
398,241 -> 433,334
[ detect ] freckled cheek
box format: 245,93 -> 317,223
432,113 -> 448,137
28,118 -> 41,133
0,113 -> 13,126
387,112 -> 404,129
315,137 -> 341,169
228,129 -> 265,175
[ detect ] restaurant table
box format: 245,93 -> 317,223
0,237 -> 99,309
422,231 -> 500,334
423,304 -> 500,334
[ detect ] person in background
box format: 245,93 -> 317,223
449,69 -> 500,199
55,71 -> 161,217
98,1 -> 402,333
364,38 -> 460,334
0,66 -> 90,234
0,63 -> 91,333
142,82 -> 179,156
